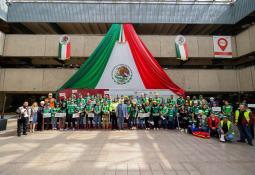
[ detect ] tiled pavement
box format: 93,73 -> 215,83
0,120 -> 255,175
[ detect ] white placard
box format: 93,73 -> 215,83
55,113 -> 66,118
59,93 -> 66,97
88,113 -> 94,118
213,36 -> 232,58
72,113 -> 80,118
43,113 -> 51,118
248,104 -> 255,108
72,89 -> 77,93
212,107 -> 221,112
138,113 -> 150,118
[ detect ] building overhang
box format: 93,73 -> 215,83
1,0 -> 254,24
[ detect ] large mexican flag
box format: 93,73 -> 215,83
59,24 -> 185,96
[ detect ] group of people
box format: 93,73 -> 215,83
16,92 -> 254,146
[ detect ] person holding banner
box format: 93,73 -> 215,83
94,101 -> 102,129
160,103 -> 168,129
167,104 -> 176,129
85,100 -> 94,129
66,100 -> 77,130
151,100 -> 160,130
72,105 -> 81,130
137,104 -> 146,129
43,103 -> 52,130
144,101 -> 151,130
51,102 -> 60,130
102,100 -> 110,129
129,102 -> 138,130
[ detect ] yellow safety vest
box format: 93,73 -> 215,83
220,120 -> 234,134
235,110 -> 250,124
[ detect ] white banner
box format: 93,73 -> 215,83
43,113 -> 51,118
72,113 -> 80,118
213,36 -> 232,58
55,113 -> 66,118
212,107 -> 221,112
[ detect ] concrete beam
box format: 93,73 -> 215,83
0,66 -> 254,93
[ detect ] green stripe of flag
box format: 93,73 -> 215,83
59,24 -> 121,90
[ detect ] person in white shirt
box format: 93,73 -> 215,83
17,101 -> 29,136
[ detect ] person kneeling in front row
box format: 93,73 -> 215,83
217,116 -> 234,142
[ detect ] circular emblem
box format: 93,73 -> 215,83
175,35 -> 186,46
111,64 -> 133,85
59,35 -> 70,44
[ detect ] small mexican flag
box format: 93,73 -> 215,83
58,35 -> 71,61
175,35 -> 188,61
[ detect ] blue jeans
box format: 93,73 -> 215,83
118,117 -> 125,129
162,118 -> 167,129
138,118 -> 145,129
217,128 -> 234,141
51,117 -> 57,129
238,124 -> 252,143
168,119 -> 175,129
94,114 -> 101,128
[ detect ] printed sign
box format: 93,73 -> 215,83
212,107 -> 221,112
59,93 -> 66,97
55,113 -> 66,118
213,36 -> 232,58
248,104 -> 255,108
88,113 -> 94,118
43,113 -> 51,118
72,113 -> 80,118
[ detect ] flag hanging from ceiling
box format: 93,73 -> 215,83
175,35 -> 188,61
59,24 -> 185,96
58,35 -> 71,61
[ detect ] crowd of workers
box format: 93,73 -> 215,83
16,92 -> 254,146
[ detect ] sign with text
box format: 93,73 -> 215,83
213,36 -> 232,58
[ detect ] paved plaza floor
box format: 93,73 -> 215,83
0,119 -> 255,175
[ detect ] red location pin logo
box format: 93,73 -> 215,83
218,38 -> 228,51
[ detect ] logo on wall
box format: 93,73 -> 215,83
175,35 -> 188,61
58,35 -> 71,61
111,64 -> 133,85
213,36 -> 232,58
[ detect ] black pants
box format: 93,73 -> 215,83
111,112 -> 117,130
67,114 -> 72,128
153,116 -> 159,129
37,114 -> 43,131
17,117 -> 27,136
44,118 -> 51,130
145,117 -> 150,128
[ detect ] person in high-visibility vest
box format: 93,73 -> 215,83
235,104 -> 253,146
217,115 -> 234,142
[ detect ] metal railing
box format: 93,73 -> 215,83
8,0 -> 237,5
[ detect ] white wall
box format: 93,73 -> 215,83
0,67 -> 254,93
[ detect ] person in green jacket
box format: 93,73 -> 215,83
67,100 -> 77,130
94,101 -> 102,129
167,104 -> 176,129
151,100 -> 160,130
222,100 -> 233,121
85,100 -> 94,129
51,102 -> 61,130
129,102 -> 138,129
43,103 -> 52,130
160,103 -> 168,129
144,101 -> 151,130
102,100 -> 110,129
